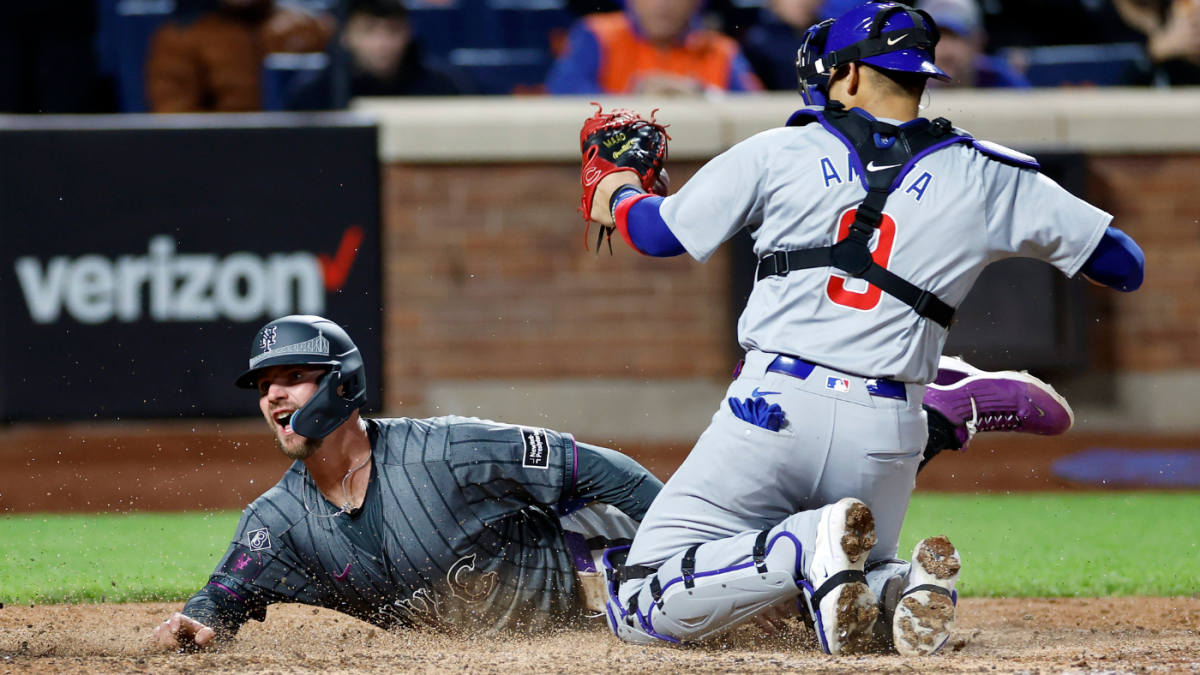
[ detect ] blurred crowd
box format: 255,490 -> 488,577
0,0 -> 1197,114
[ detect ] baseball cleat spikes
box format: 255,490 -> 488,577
924,355 -> 1074,451
893,536 -> 960,657
807,498 -> 879,655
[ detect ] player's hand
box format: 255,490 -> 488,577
149,612 -> 216,650
749,600 -> 799,636
588,172 -> 641,225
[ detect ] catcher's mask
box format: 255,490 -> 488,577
796,0 -> 948,106
235,315 -> 367,440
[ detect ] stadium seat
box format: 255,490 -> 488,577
1000,42 -> 1150,87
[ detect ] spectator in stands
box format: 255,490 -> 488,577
145,0 -> 333,112
288,0 -> 474,110
0,0 -> 105,113
1114,0 -> 1200,84
545,0 -> 763,94
741,0 -> 825,90
917,0 -> 1029,88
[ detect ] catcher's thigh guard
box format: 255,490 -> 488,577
609,529 -> 805,644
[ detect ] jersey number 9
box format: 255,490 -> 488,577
826,207 -> 896,311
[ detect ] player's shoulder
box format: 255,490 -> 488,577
241,463 -> 307,531
733,124 -> 826,157
958,137 -> 1041,172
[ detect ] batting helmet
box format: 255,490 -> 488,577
235,315 -> 367,439
796,1 -> 949,106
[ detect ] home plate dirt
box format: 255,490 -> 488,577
2,598 -> 1198,674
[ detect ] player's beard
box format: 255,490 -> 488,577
268,417 -> 324,460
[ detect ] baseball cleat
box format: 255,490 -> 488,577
806,498 -> 879,655
893,536 -> 960,657
923,356 -> 1074,450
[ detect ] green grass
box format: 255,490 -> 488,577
898,492 -> 1200,598
0,511 -> 239,604
2,493 -> 1199,604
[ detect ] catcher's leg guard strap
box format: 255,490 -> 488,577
636,530 -> 804,643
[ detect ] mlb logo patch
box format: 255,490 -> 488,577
826,377 -> 851,392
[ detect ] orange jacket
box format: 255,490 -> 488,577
146,9 -> 331,113
583,12 -> 760,93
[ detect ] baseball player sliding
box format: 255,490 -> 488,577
150,315 -> 663,648
579,0 -> 1144,657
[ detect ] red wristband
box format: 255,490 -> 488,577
613,192 -> 655,255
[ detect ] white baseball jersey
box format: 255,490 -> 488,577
659,115 -> 1111,384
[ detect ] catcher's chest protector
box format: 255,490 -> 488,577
758,103 -> 974,328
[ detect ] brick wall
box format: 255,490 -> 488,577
381,162 -> 732,415
1088,155 -> 1200,372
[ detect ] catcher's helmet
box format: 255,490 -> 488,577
796,1 -> 949,105
235,315 -> 367,439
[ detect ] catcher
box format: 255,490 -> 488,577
576,0 -> 1143,656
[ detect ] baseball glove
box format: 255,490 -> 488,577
579,104 -> 670,252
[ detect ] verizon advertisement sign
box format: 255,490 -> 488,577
0,119 -> 381,420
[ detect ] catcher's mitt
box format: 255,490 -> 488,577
579,104 -> 670,251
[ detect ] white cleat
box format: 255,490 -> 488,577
893,536 -> 961,656
806,498 -> 879,655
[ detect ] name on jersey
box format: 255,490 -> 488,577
819,154 -> 933,202
521,427 -> 551,469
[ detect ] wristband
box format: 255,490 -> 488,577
609,185 -> 647,224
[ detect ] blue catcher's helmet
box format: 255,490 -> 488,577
796,1 -> 949,106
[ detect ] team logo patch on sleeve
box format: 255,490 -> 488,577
826,377 -> 851,392
247,528 -> 272,551
520,427 -> 551,469
219,546 -> 264,582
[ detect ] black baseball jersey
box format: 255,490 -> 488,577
182,416 -> 660,635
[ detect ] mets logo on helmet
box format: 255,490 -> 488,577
259,326 -> 277,353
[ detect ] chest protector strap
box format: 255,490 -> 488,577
758,103 -> 973,329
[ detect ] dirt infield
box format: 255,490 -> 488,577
1,598 -> 1198,674
3,420 -> 1200,513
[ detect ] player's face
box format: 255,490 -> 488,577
257,365 -> 326,460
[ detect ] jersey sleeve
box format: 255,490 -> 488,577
658,129 -> 783,263
980,157 -> 1112,277
182,503 -> 321,637
569,442 -> 663,522
447,420 -> 574,520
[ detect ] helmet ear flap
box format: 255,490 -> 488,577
796,19 -> 834,105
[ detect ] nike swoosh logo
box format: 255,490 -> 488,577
887,34 -> 905,45
335,563 -> 351,582
1027,398 -> 1045,417
751,387 -> 782,397
866,161 -> 901,172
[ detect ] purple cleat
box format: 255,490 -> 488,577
923,356 -> 1074,450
